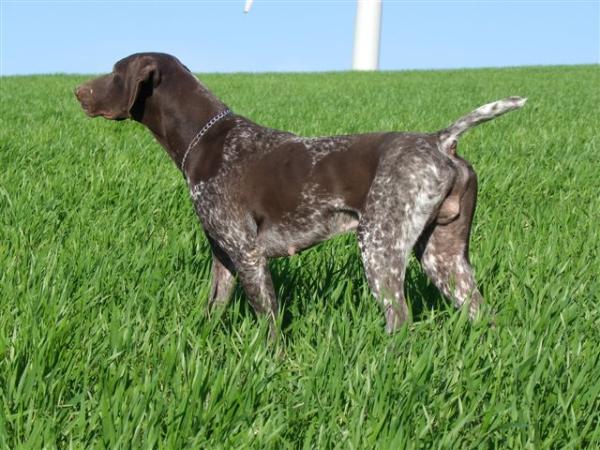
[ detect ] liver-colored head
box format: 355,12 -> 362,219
74,53 -> 164,121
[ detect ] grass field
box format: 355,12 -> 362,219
1,65 -> 599,448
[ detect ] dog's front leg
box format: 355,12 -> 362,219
207,252 -> 237,312
206,237 -> 237,312
234,250 -> 279,340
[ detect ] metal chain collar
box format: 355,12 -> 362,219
180,108 -> 232,173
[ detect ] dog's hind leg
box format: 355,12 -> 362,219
415,164 -> 483,318
358,149 -> 454,333
357,225 -> 412,333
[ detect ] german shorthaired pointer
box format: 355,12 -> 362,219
75,53 -> 526,337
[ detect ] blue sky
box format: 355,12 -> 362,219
1,1 -> 598,75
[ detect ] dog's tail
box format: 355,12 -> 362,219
437,96 -> 527,155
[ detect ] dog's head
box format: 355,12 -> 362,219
74,53 -> 186,121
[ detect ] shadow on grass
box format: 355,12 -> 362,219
271,253 -> 452,334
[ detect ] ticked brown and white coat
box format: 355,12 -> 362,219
75,53 -> 526,337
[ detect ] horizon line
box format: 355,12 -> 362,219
1,62 -> 598,77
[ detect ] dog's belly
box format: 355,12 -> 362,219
257,209 -> 359,258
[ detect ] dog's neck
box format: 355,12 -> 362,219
133,72 -> 230,171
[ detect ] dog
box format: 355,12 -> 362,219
75,52 -> 526,337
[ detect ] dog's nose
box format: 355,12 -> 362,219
75,85 -> 84,100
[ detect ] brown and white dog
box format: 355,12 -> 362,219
75,53 -> 526,337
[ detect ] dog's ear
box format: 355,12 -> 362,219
125,56 -> 161,115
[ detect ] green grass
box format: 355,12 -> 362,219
1,65 -> 599,448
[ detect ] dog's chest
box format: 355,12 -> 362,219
189,179 -> 358,257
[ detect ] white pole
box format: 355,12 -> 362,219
352,0 -> 382,71
244,0 -> 254,13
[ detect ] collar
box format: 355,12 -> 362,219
180,108 -> 232,174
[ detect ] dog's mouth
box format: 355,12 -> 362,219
76,98 -> 122,120
78,103 -> 103,119
78,101 -> 93,117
